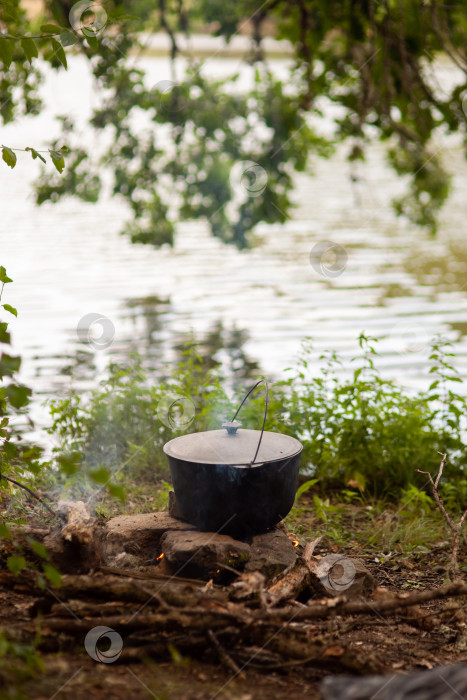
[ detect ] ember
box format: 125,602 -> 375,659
292,540 -> 299,547
156,552 -> 165,561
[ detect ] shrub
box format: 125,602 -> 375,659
47,334 -> 467,503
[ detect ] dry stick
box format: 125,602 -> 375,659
417,452 -> 467,580
266,536 -> 323,605
12,583 -> 467,659
15,574 -> 467,624
207,629 -> 245,679
0,473 -> 58,520
274,580 -> 467,622
100,565 -> 216,588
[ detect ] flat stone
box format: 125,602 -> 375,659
168,490 -> 185,520
101,512 -> 192,566
245,527 -> 298,579
160,529 -> 251,577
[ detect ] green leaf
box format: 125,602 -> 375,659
0,353 -> 21,376
0,325 -> 10,343
2,303 -> 17,317
25,147 -> 46,164
6,384 -> 31,409
57,452 -> 80,475
89,467 -> 110,484
0,267 -> 13,284
49,149 -> 65,173
353,367 -> 363,382
0,40 -> 13,69
295,478 -> 319,502
108,483 -> 126,502
50,39 -> 67,69
20,37 -> 38,62
0,523 -> 11,539
60,29 -> 78,47
43,563 -> 61,587
85,35 -> 99,51
40,23 -> 62,34
27,538 -> 49,560
2,146 -> 16,169
7,555 -> 27,576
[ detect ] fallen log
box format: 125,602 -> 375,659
57,500 -> 97,545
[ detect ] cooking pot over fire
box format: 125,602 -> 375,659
163,379 -> 303,537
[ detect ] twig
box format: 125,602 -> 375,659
417,452 -> 467,580
207,629 -> 245,678
0,472 -> 58,520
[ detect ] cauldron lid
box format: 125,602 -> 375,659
163,428 -> 302,466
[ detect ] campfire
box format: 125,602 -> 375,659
5,384 -> 466,687
8,490 -> 466,681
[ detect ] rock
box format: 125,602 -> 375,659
245,527 -> 297,579
102,512 -> 192,566
168,490 -> 185,520
101,511 -> 301,577
320,662 -> 467,700
160,529 -> 251,577
307,554 -> 377,598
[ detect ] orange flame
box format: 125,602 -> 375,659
292,540 -> 299,547
157,552 -> 165,561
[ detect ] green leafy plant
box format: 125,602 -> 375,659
46,344 -> 238,498
0,267 -> 44,502
45,332 -> 467,505
0,627 -> 44,688
278,334 -> 467,500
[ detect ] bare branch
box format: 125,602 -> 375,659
417,452 -> 467,580
0,472 -> 58,520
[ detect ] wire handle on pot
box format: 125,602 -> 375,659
231,378 -> 269,466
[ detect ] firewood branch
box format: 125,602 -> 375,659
417,452 -> 467,580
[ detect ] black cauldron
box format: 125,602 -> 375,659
163,379 -> 303,537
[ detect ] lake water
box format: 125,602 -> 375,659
1,44 -> 467,441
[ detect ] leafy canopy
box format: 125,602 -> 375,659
1,0 -> 467,245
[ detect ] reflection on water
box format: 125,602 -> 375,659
55,291 -> 260,395
125,294 -> 171,351
173,321 -> 260,383
405,237 -> 467,295
450,322 -> 467,340
59,350 -> 96,379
